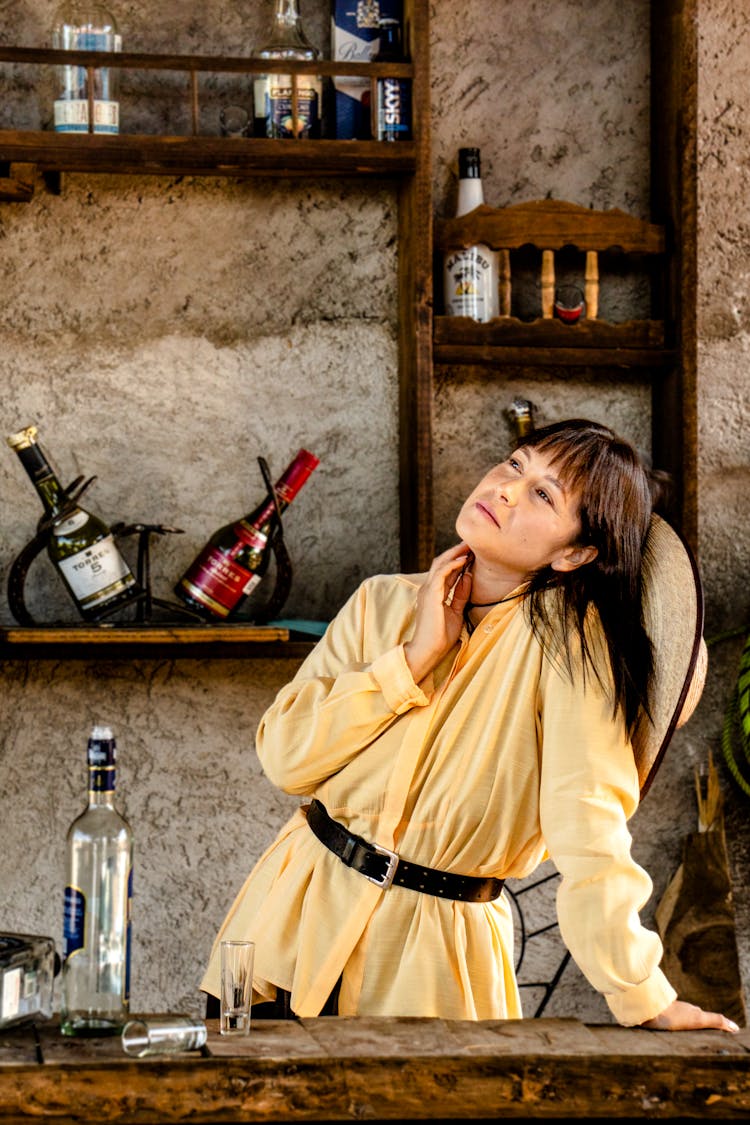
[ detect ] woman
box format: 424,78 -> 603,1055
201,419 -> 737,1032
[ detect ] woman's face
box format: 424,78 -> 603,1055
455,445 -> 596,588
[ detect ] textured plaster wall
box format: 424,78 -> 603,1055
0,0 -> 747,1027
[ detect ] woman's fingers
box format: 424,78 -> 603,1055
641,999 -> 740,1032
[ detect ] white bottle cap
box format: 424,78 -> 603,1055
90,724 -> 114,741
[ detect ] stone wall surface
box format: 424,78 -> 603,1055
0,0 -> 747,1029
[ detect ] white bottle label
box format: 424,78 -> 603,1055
0,968 -> 22,1022
56,533 -> 135,608
54,99 -> 119,135
443,243 -> 500,322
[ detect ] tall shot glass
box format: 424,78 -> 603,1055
220,940 -> 254,1035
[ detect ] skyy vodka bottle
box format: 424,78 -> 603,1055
61,726 -> 133,1037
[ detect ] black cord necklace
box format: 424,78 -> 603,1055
463,591 -> 524,635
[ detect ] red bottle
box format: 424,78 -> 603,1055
174,448 -> 319,620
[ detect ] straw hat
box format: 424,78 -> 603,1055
633,514 -> 707,798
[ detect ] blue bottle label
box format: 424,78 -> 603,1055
63,886 -> 86,958
124,867 -> 133,1002
377,77 -> 411,140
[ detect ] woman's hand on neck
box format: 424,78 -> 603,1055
403,542 -> 474,683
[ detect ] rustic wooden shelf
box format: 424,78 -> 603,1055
0,624 -> 317,661
0,44 -> 417,193
433,315 -> 676,369
0,132 -> 417,184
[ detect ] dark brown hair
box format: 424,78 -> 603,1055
516,418 -> 654,736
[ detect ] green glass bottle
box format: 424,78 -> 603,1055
6,425 -> 139,621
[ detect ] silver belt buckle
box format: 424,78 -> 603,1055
365,841 -> 399,889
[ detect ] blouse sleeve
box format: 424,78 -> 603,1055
537,632 -> 677,1026
256,577 -> 432,796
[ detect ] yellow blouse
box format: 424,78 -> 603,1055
201,572 -> 677,1025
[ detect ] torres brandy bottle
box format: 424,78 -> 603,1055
6,425 -> 139,621
174,448 -> 319,621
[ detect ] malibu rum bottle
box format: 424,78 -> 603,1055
443,147 -> 500,322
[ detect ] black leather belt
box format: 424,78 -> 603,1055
306,799 -> 504,903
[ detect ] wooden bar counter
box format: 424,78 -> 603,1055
1,1016 -> 749,1122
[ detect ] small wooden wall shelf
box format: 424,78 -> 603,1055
0,624 -> 317,661
434,199 -> 669,369
0,45 -> 417,196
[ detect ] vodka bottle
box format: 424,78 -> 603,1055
52,1 -> 122,135
443,147 -> 500,322
174,448 -> 320,620
374,18 -> 411,142
6,425 -> 139,621
252,0 -> 322,138
60,726 -> 133,1037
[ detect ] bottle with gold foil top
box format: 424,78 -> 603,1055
506,398 -> 536,441
6,425 -> 139,621
252,0 -> 322,138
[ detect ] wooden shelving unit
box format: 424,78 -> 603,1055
0,0 -> 697,656
0,1 -> 433,661
432,0 -> 697,545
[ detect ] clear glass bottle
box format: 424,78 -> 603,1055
442,147 -> 500,322
252,0 -> 322,138
6,425 -> 140,622
61,725 -> 133,1037
52,1 -> 122,135
174,448 -> 319,621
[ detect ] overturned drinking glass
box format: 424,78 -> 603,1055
121,1015 -> 207,1057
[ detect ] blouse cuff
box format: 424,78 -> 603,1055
369,646 -> 432,714
604,966 -> 678,1026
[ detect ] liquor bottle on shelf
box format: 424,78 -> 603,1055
174,448 -> 320,621
443,147 -> 500,322
506,397 -> 537,441
6,425 -> 140,622
52,1 -> 122,135
0,933 -> 59,1030
374,17 -> 411,142
61,725 -> 133,1037
252,0 -> 322,139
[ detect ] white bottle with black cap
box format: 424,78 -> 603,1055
443,147 -> 500,322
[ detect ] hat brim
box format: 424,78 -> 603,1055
633,514 -> 706,798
